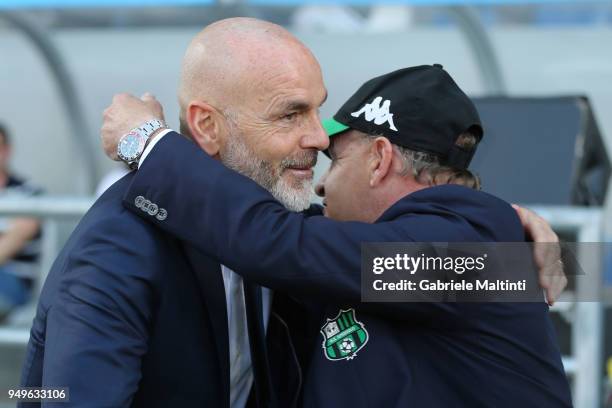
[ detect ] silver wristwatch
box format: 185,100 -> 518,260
117,119 -> 166,169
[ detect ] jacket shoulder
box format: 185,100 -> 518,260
81,172 -> 166,244
51,172 -> 172,283
392,185 -> 524,242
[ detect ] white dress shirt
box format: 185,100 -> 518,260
140,129 -> 272,407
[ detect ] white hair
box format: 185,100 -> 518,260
363,131 -> 481,189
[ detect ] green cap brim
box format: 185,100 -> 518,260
322,118 -> 350,137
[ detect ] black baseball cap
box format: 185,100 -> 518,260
322,65 -> 483,169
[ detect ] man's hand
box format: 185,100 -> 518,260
101,93 -> 165,161
512,204 -> 567,306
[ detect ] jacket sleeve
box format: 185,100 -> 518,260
40,218 -> 159,407
123,132 -> 461,321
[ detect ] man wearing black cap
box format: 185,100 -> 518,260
100,65 -> 571,407
317,64 -> 485,223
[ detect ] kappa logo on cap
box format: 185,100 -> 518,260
351,96 -> 398,132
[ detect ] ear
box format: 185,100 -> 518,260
185,101 -> 227,157
368,137 -> 394,187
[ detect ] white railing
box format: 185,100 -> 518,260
527,205 -> 604,408
0,196 -> 94,344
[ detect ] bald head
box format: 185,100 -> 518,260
178,17 -> 318,126
176,18 -> 327,212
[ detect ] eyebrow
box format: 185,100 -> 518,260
282,100 -> 310,113
275,90 -> 328,114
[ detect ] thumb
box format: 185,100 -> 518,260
140,92 -> 164,119
141,92 -> 156,102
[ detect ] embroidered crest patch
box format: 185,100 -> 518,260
320,309 -> 369,361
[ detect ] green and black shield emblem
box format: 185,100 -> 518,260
320,309 -> 369,361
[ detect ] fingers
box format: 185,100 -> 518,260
100,92 -> 161,162
140,92 -> 165,121
514,204 -> 568,305
535,242 -> 566,305
540,276 -> 554,306
542,265 -> 567,306
549,275 -> 568,306
539,260 -> 565,305
534,239 -> 564,305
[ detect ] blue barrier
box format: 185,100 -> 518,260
0,0 -> 609,9
249,0 -> 609,5
0,0 -> 212,9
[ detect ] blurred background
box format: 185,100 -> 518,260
1,0 -> 612,406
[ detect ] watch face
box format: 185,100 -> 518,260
118,131 -> 145,161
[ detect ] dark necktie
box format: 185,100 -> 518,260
243,282 -> 274,408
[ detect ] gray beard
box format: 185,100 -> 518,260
221,132 -> 313,212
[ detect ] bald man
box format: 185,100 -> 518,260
20,18 -> 330,408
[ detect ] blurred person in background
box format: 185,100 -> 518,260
0,123 -> 42,320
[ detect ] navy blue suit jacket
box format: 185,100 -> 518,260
19,173 -> 283,407
121,132 -> 572,407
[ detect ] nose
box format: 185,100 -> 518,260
301,114 -> 329,152
315,169 -> 328,198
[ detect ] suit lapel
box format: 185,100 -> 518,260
182,246 -> 230,407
